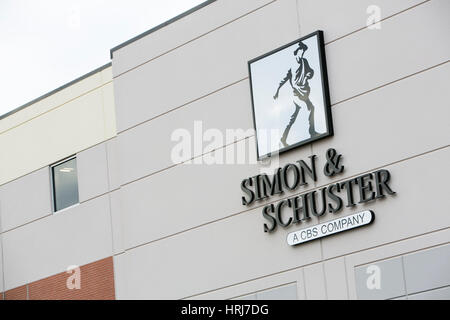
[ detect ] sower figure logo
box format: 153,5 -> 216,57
248,30 -> 333,159
273,41 -> 318,147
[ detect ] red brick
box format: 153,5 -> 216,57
5,285 -> 27,300
29,257 -> 115,300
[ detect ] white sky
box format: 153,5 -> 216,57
0,0 -> 205,117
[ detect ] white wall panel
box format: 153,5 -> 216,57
0,72 -> 117,187
77,143 -> 110,202
0,238 -> 4,293
319,147 -> 450,259
344,228 -> 450,299
304,263 -> 327,299
113,254 -> 126,300
106,137 -> 122,191
297,0 -> 426,43
191,269 -> 305,300
110,190 -> 125,255
2,195 -> 113,290
112,0 -> 276,76
117,79 -> 254,185
325,0 -> 449,104
0,168 -> 51,232
113,0 -> 299,132
119,136 -> 315,250
324,257 -> 348,299
0,68 -> 108,133
313,62 -> 450,188
114,206 -> 321,299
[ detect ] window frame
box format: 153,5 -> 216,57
49,155 -> 80,213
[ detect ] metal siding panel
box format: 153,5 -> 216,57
403,244 -> 450,294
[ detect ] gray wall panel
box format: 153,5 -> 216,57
408,286 -> 450,300
256,283 -> 297,300
355,257 -> 406,300
391,296 -> 407,300
403,244 -> 450,294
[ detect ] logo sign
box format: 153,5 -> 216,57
287,211 -> 375,246
248,30 -> 333,160
240,148 -> 397,244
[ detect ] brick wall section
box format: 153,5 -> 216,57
3,257 -> 115,300
4,285 -> 27,300
29,257 -> 115,300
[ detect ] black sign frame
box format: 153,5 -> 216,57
248,30 -> 333,160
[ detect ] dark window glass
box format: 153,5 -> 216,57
52,157 -> 79,212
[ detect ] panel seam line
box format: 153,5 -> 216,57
120,145 -> 449,252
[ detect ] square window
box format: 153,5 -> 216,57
51,156 -> 79,212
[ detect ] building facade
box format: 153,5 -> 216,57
0,0 -> 449,300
